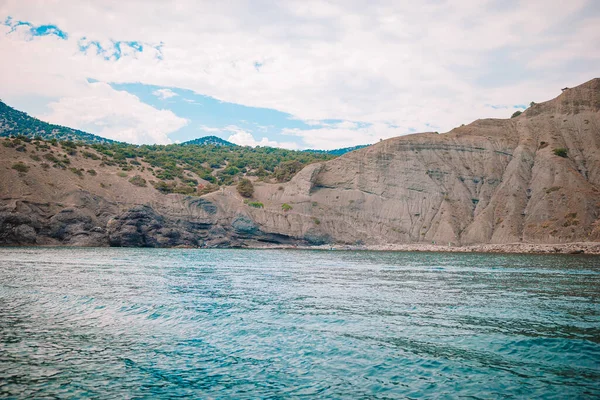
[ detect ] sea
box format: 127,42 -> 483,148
0,248 -> 599,398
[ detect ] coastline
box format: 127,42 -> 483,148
2,241 -> 600,255
246,241 -> 600,255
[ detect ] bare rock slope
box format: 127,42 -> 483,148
1,78 -> 599,248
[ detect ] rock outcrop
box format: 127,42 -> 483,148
1,78 -> 599,248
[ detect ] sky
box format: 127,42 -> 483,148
0,1 -> 598,150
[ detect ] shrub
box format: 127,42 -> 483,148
553,148 -> 568,158
222,165 -> 240,176
128,175 -> 147,187
82,151 -> 100,160
237,178 -> 254,197
117,171 -> 128,178
511,111 -> 522,118
153,180 -> 175,193
43,153 -> 59,163
248,201 -> 264,208
197,183 -> 219,196
61,140 -> 76,149
182,177 -> 198,187
273,160 -> 303,182
312,217 -> 321,225
281,203 -> 293,211
30,154 -> 41,161
69,167 -> 83,177
87,169 -> 97,176
172,185 -> 195,195
12,162 -> 29,173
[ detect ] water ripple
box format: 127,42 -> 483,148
0,248 -> 599,398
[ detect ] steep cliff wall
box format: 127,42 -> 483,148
200,78 -> 600,246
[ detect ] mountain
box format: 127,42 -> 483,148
0,101 -> 116,144
182,135 -> 236,146
304,144 -> 369,155
1,78 -> 599,251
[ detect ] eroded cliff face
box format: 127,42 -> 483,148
200,78 -> 600,246
1,79 -> 599,247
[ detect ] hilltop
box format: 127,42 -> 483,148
182,136 -> 235,146
0,101 -> 116,144
1,78 -> 599,251
0,100 -> 368,154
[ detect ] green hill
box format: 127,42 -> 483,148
182,136 -> 235,146
0,101 -> 116,144
0,100 -> 337,192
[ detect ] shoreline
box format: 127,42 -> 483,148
2,242 -> 600,255
246,241 -> 600,255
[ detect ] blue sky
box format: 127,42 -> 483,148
0,1 -> 599,149
111,82 -> 322,145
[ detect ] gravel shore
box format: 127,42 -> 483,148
250,242 -> 600,255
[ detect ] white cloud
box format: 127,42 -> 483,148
152,88 -> 178,99
39,82 -> 188,144
0,0 -> 598,148
283,122 -> 404,150
199,125 -> 221,133
225,126 -> 298,149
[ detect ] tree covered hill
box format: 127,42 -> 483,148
0,100 -> 116,144
0,97 -> 337,194
0,99 -> 361,190
182,135 -> 235,146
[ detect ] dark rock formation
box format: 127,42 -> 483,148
107,205 -> 210,247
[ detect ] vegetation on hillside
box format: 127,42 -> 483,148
86,140 -> 335,186
2,134 -> 335,197
553,148 -> 568,158
0,101 -> 115,144
236,178 -> 254,197
0,100 -> 344,196
182,135 -> 235,146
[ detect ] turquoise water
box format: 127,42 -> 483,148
0,248 -> 599,398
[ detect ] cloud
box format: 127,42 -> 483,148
0,0 -> 598,148
39,82 -> 188,144
199,125 -> 221,133
153,88 -> 177,99
225,126 -> 298,149
3,16 -> 68,39
283,122 -> 404,150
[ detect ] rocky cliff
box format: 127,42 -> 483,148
1,78 -> 599,247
